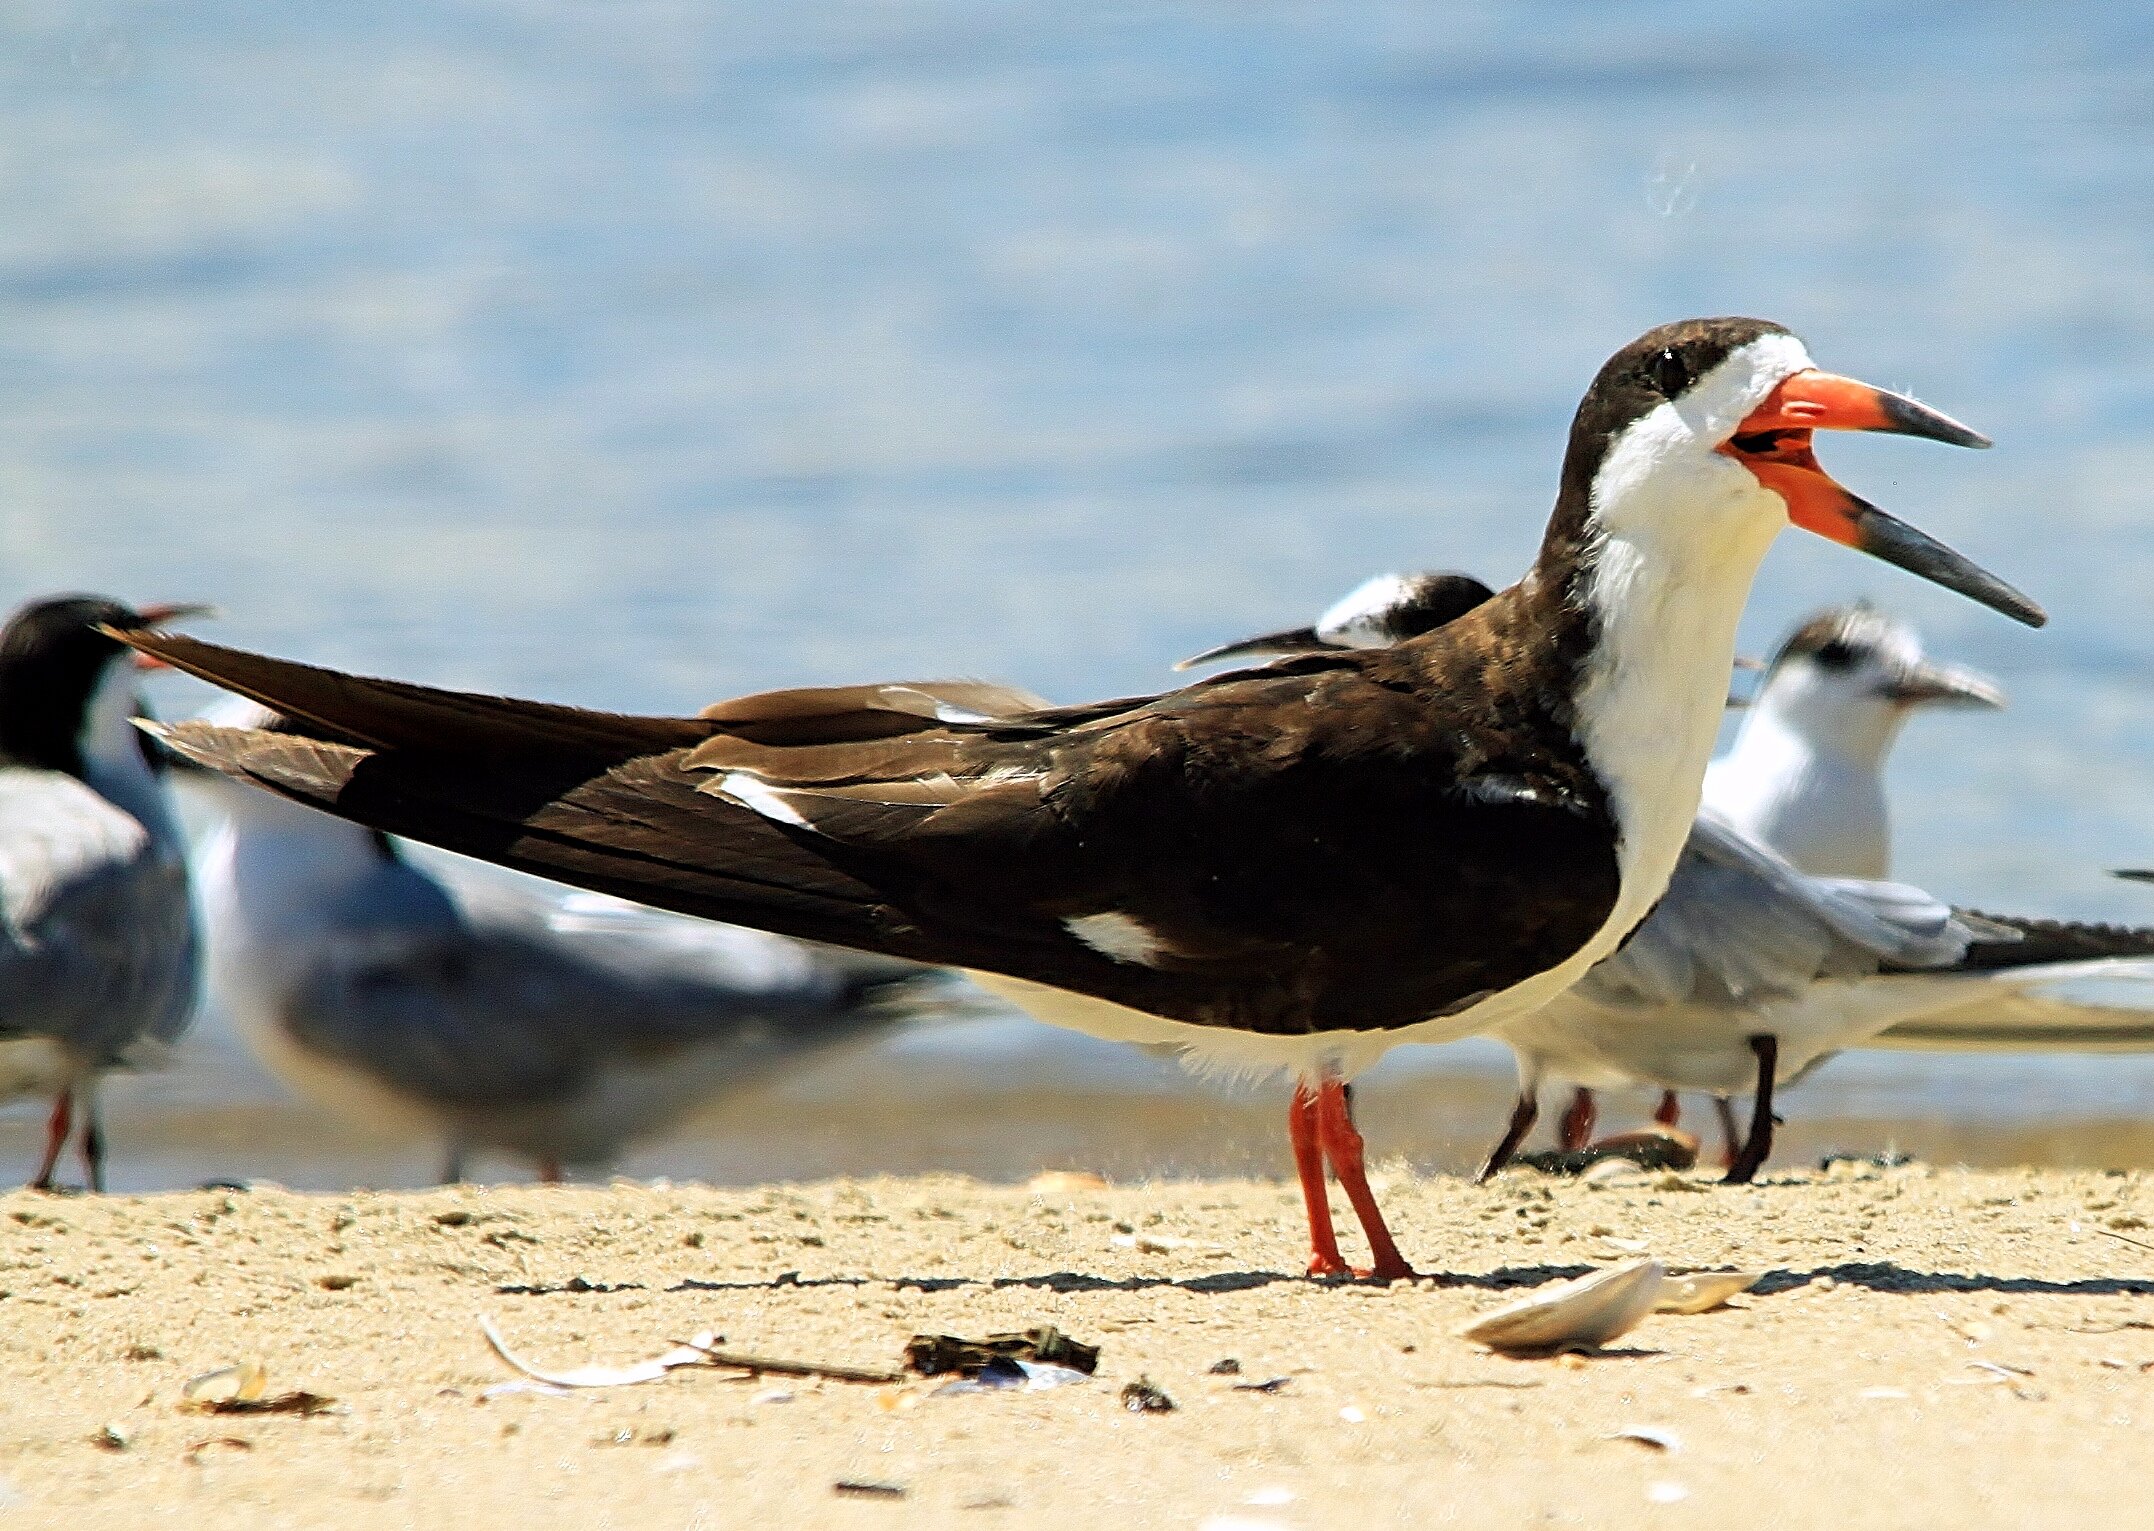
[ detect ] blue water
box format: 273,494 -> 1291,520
6,2 -> 2154,1184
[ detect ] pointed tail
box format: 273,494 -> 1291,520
122,630 -> 951,966
1874,909 -> 2154,1050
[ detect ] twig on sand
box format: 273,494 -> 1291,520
675,1339 -> 902,1385
481,1315 -> 903,1389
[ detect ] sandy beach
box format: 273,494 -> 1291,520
4,1162 -> 2150,1530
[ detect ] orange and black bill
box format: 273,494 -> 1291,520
1722,370 -> 2043,628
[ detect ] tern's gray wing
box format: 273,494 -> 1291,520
278,914 -> 900,1116
0,769 -> 197,1064
1578,810 -> 1971,1010
420,855 -> 919,1002
279,926 -> 622,1110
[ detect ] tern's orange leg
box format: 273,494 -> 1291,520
1313,1078 -> 1417,1283
1557,1087 -> 1598,1152
1653,1091 -> 1681,1127
536,1157 -> 564,1185
30,1091 -> 71,1191
1714,1098 -> 1741,1167
1290,1082 -> 1351,1277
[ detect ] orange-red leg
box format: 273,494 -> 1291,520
30,1091 -> 71,1191
1653,1090 -> 1681,1127
1289,1083 -> 1351,1277
1714,1097 -> 1741,1168
536,1157 -> 564,1185
1313,1078 -> 1417,1282
1557,1087 -> 1598,1152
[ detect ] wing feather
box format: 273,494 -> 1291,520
1579,811 -> 1973,1009
129,620 -> 1622,1038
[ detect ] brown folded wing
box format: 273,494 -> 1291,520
127,611 -> 1621,1038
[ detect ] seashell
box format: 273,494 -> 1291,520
182,1361 -> 269,1404
480,1316 -> 716,1389
1456,1259 -> 1665,1355
1653,1270 -> 1764,1315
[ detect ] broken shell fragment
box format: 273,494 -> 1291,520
480,1316 -> 718,1389
1457,1260 -> 1666,1356
1654,1270 -> 1764,1315
182,1361 -> 269,1404
1607,1425 -> 1683,1453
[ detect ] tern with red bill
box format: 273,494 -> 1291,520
0,595 -> 209,1190
119,318 -> 2034,1278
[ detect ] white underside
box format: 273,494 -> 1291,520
1704,735 -> 1891,881
0,1038 -> 79,1102
234,1005 -> 448,1141
963,971 -> 1422,1081
1496,973 -> 1997,1096
1502,956 -> 2154,1096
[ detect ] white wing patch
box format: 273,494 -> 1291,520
712,772 -> 814,831
1064,912 -> 1168,966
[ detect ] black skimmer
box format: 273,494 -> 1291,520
0,595 -> 208,1190
119,318 -> 2037,1276
178,700 -> 928,1183
1706,603 -> 2005,879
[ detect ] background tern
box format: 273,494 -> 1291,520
0,594 -> 206,1190
1190,581 -> 2154,1179
179,702 -> 933,1182
1706,602 -> 2005,879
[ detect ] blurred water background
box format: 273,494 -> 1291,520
5,1 -> 2154,1189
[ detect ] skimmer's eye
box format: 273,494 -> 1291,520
1651,347 -> 1689,397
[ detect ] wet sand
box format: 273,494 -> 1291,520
5,1163 -> 2152,1529
26,1013 -> 2154,1193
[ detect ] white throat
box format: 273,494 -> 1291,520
79,664 -> 184,860
1704,694 -> 1892,878
1563,333 -> 1815,973
193,778 -> 394,925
